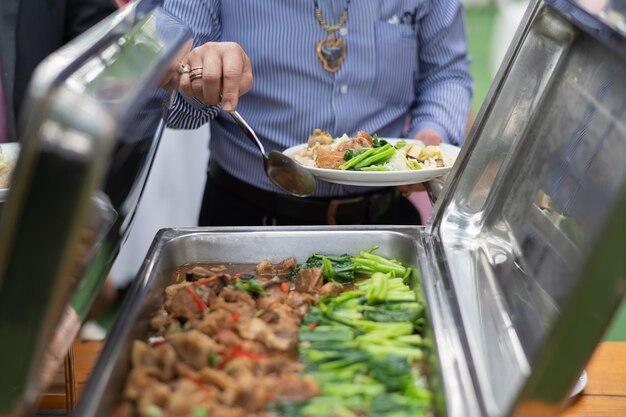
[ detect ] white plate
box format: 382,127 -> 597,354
0,142 -> 20,202
283,139 -> 461,187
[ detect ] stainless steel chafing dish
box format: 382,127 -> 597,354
76,0 -> 626,416
0,1 -> 192,415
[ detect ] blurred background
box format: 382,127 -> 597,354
93,0 -> 626,342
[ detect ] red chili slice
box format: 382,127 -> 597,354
184,287 -> 207,312
231,312 -> 241,322
192,276 -> 221,286
280,282 -> 289,293
184,375 -> 212,393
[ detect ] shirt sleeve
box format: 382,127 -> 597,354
163,0 -> 221,129
407,0 -> 473,146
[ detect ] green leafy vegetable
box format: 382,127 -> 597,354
291,251 -> 433,416
343,148 -> 370,161
233,279 -> 265,296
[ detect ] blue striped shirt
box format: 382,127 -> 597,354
164,0 -> 472,197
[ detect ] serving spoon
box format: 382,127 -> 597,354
228,110 -> 316,197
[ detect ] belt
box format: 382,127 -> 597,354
208,160 -> 397,225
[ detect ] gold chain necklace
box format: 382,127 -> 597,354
314,0 -> 350,73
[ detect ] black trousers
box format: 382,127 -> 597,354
199,162 -> 422,226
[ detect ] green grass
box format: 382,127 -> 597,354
603,300 -> 626,341
465,6 -> 498,113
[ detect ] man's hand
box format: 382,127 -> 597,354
396,128 -> 445,195
179,42 -> 253,111
413,128 -> 443,146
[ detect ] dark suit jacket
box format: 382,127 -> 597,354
0,0 -> 116,140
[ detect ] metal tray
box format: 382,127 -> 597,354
74,226 -> 457,417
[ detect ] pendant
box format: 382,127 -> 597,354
317,34 -> 346,73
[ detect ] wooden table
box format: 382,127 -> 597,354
39,341 -> 626,416
557,342 -> 626,417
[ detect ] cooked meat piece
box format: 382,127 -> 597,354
150,310 -> 174,332
307,128 -> 334,148
337,131 -> 373,152
131,340 -> 177,382
197,367 -> 234,391
196,285 -> 217,306
112,402 -> 133,417
295,267 -> 324,293
315,147 -> 346,170
275,257 -> 297,275
236,317 -> 293,351
167,330 -> 218,370
256,288 -> 287,310
259,308 -> 280,324
165,288 -> 205,319
239,339 -> 268,355
235,317 -> 269,341
123,367 -> 160,401
215,328 -> 243,347
164,282 -> 193,298
187,265 -> 212,279
209,406 -> 247,417
220,286 -> 255,306
220,365 -> 268,412
174,360 -> 196,378
196,309 -> 234,336
255,257 -> 297,278
269,317 -> 299,341
167,379 -> 214,417
214,297 -> 256,319
260,356 -> 305,375
354,130 -> 374,144
270,373 -> 320,402
319,281 -> 344,296
136,381 -> 172,416
255,259 -> 274,276
286,291 -> 317,316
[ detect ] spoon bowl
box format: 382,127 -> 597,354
229,111 -> 316,197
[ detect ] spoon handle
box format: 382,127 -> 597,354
229,111 -> 266,155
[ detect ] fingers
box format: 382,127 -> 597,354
413,129 -> 443,146
396,183 -> 427,196
220,45 -> 244,111
189,52 -> 206,101
200,46 -> 224,106
178,42 -> 253,111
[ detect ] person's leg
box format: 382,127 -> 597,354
198,173 -> 268,226
374,195 -> 422,225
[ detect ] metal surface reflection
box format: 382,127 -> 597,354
430,1 -> 626,416
0,1 -> 192,414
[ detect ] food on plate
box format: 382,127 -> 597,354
0,146 -> 17,189
291,129 -> 455,172
116,247 -> 432,417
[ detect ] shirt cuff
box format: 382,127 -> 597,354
184,95 -> 218,112
407,121 -> 451,144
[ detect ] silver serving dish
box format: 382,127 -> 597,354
0,0 -> 192,414
75,226 -> 446,416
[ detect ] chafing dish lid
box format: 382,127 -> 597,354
426,0 -> 626,415
0,0 -> 192,413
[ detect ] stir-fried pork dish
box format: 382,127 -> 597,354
116,248 -> 433,417
291,129 -> 454,172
